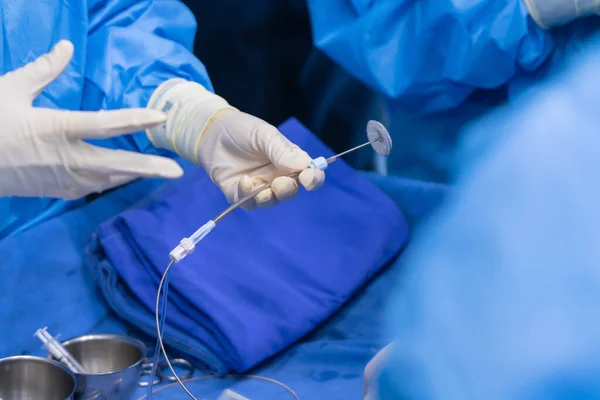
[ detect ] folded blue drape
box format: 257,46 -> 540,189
87,118 -> 408,375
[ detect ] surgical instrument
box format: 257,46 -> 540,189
34,327 -> 87,374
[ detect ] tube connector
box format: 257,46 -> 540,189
189,220 -> 216,244
170,220 -> 216,263
169,237 -> 195,263
309,156 -> 328,171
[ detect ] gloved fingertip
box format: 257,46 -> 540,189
273,148 -> 312,172
238,175 -> 255,196
44,40 -> 74,70
255,188 -> 273,204
237,175 -> 259,210
21,39 -> 74,98
53,40 -> 74,56
256,189 -> 279,208
153,159 -> 184,179
132,108 -> 167,126
271,176 -> 298,202
312,170 -> 325,190
124,156 -> 183,179
299,169 -> 325,191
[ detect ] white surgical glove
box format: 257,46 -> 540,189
0,40 -> 183,200
146,79 -> 325,209
524,0 -> 600,29
363,342 -> 395,400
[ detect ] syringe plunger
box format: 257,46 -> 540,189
34,327 -> 87,374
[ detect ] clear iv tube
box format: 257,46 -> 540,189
153,260 -> 197,399
148,263 -> 173,399
138,374 -> 300,400
213,172 -> 298,224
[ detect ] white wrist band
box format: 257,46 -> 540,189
146,78 -> 236,164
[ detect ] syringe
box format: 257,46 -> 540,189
34,327 -> 87,374
169,120 -> 392,262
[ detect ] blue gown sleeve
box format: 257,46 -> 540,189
82,0 -> 213,155
306,0 -> 555,114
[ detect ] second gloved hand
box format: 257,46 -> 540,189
0,40 -> 183,200
147,80 -> 325,209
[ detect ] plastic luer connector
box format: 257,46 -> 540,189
309,156 -> 328,171
169,220 -> 216,263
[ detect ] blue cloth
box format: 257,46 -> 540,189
87,118 -> 409,374
0,0 -> 211,239
0,171 -> 443,400
378,32 -> 600,400
0,115 -> 446,399
306,0 -> 554,114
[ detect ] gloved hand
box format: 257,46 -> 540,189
196,109 -> 326,209
363,342 -> 395,400
0,40 -> 183,200
147,79 -> 325,209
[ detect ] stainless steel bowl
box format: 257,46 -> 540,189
51,334 -> 146,400
0,355 -> 77,400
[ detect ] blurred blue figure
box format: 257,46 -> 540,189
375,31 -> 600,400
0,0 -> 211,238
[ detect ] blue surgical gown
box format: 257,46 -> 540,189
0,0 -> 211,238
306,0 -> 554,114
303,1 -> 600,182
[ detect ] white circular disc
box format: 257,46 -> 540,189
366,120 -> 392,156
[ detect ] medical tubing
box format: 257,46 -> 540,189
325,139 -> 377,162
213,171 -> 300,223
137,374 -> 300,400
155,260 -> 301,399
148,268 -> 172,399
154,261 -> 199,399
213,153 -> 338,223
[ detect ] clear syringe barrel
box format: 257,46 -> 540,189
34,327 -> 87,374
